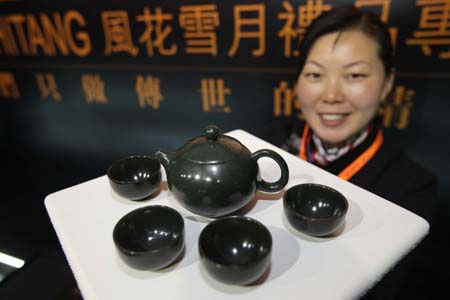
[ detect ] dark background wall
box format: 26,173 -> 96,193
1,0 -> 449,299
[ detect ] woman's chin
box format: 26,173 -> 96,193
313,127 -> 352,146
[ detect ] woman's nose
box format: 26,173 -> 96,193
321,79 -> 344,103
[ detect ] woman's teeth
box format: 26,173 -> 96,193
321,114 -> 346,121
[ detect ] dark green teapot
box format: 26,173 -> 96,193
155,125 -> 289,218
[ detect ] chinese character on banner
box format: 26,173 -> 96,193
82,74 -> 108,104
354,0 -> 399,49
35,72 -> 62,102
378,85 -> 415,129
179,4 -> 220,56
0,71 -> 20,99
200,78 -> 232,113
135,74 -> 163,109
274,81 -> 303,119
102,11 -> 138,56
405,0 -> 450,58
135,7 -> 177,56
228,4 -> 265,56
278,0 -> 331,57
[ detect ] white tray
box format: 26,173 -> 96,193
45,129 -> 429,300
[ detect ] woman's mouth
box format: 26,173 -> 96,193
319,113 -> 349,126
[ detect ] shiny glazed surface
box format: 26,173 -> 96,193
284,183 -> 348,237
156,125 -> 289,217
113,205 -> 184,270
169,157 -> 258,217
107,155 -> 161,201
198,216 -> 272,285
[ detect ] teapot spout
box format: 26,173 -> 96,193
155,149 -> 174,171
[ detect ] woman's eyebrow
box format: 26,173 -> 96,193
344,60 -> 371,68
305,60 -> 324,68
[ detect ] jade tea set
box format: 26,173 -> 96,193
108,125 -> 348,285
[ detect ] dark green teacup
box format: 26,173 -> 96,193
107,155 -> 161,201
283,183 -> 348,237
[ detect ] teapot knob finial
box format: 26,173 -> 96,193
205,124 -> 221,141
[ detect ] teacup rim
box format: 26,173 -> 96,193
107,155 -> 161,184
198,215 -> 273,267
283,183 -> 349,221
113,205 -> 184,255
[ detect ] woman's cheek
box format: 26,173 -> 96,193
347,80 -> 382,108
297,81 -> 320,107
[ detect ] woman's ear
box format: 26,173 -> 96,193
381,68 -> 395,101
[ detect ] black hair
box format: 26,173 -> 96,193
296,6 -> 394,77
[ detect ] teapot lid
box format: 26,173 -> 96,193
179,125 -> 248,164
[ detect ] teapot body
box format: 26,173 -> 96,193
155,125 -> 289,218
167,156 -> 258,218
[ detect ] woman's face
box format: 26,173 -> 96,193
297,30 -> 393,145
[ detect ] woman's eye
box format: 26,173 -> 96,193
347,73 -> 368,80
304,72 -> 322,79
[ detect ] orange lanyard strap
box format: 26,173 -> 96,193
299,124 -> 309,161
298,125 -> 384,181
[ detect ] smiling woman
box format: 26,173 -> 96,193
298,30 -> 393,147
259,6 -> 438,299
263,5 -> 437,222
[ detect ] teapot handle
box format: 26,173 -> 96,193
252,149 -> 289,192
